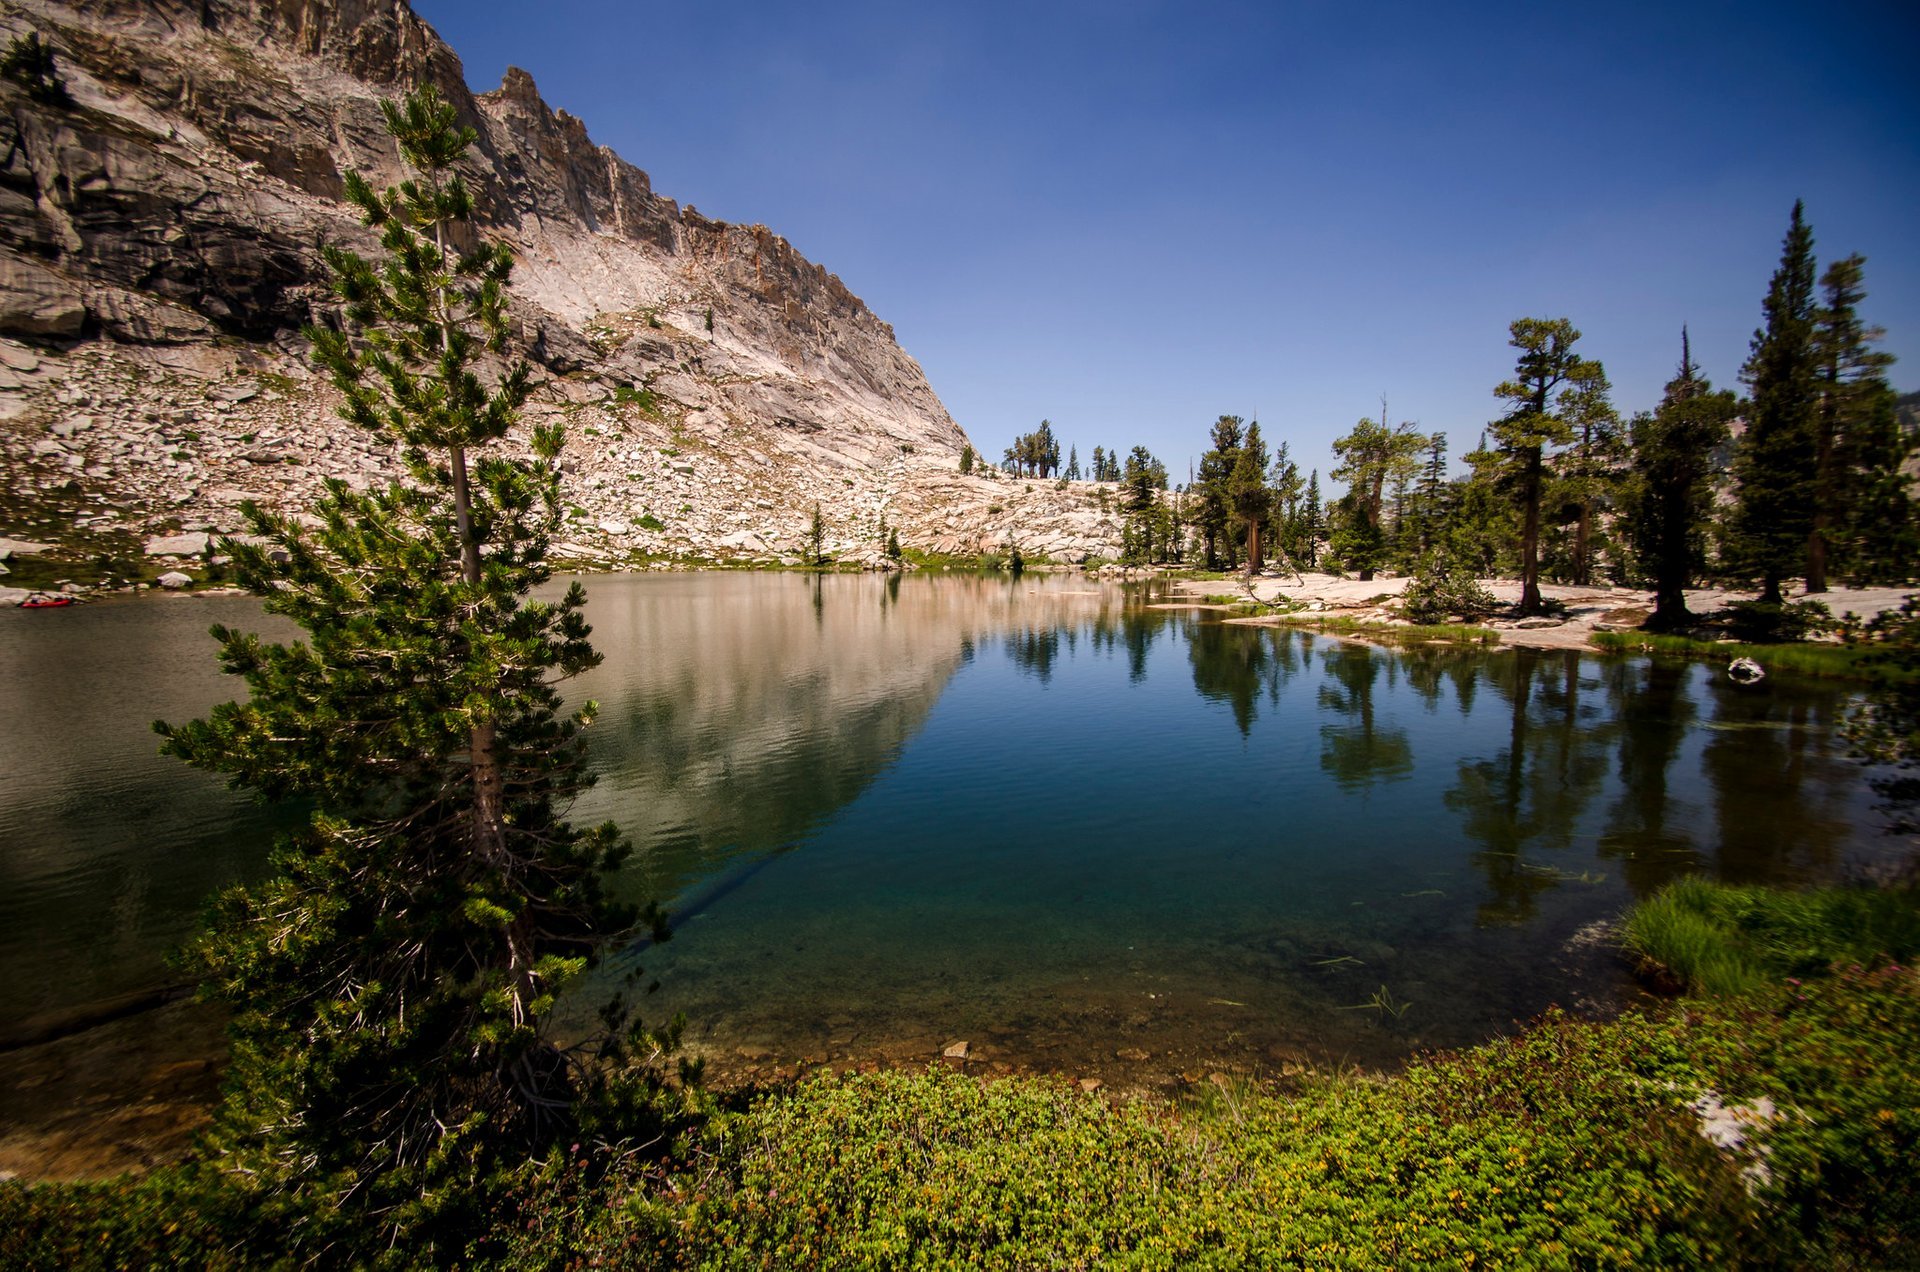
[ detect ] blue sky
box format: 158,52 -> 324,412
414,0 -> 1919,487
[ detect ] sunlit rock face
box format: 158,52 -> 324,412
0,0 -> 1130,563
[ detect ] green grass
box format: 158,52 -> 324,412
1591,630 -> 1883,680
6,952 -> 1917,1268
1623,876 -> 1920,997
1275,614 -> 1502,646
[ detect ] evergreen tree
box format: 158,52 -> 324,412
1268,440 -> 1304,568
1490,318 -> 1606,614
1625,329 -> 1739,630
1064,444 -> 1081,481
1329,410 -> 1424,581
1453,430 -> 1521,580
154,88 -> 666,1255
1194,414 -> 1243,569
1846,384 -> 1914,585
1409,432 -> 1450,557
1301,470 -> 1323,568
959,444 -> 975,475
1731,201 -> 1819,604
886,526 -> 903,560
1229,419 -> 1273,573
807,504 -> 828,564
1812,253 -> 1906,586
1,30 -> 70,106
1558,364 -> 1622,586
1121,446 -> 1171,562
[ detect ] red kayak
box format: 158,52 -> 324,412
19,592 -> 74,608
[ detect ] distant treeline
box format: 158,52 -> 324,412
983,202 -> 1910,627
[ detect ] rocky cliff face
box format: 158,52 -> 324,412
0,0 -> 1125,577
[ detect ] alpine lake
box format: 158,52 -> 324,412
0,571 -> 1905,1175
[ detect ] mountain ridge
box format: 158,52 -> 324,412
0,0 -> 1126,572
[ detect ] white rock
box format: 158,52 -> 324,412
144,532 -> 212,556
0,343 -> 41,372
156,570 -> 194,589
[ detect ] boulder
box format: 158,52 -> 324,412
156,570 -> 195,589
0,257 -> 85,339
144,532 -> 212,556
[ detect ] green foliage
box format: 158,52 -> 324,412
1590,630 -> 1877,680
1622,878 -> 1920,997
1,31 -> 71,106
1330,412 -> 1427,581
1811,254 -> 1912,587
1488,318 -> 1610,613
610,384 -> 660,415
149,86 -> 670,1262
1399,552 -> 1498,624
1001,419 -> 1060,477
1730,202 -> 1821,602
635,512 -> 666,532
1277,615 -> 1501,646
958,444 -> 974,475
661,956 -> 1919,1269
1623,331 -> 1741,629
804,505 -> 827,566
885,527 -> 902,560
1722,598 -> 1835,644
15,962 -> 1920,1268
1118,445 -> 1173,564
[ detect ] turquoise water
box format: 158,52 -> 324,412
0,572 -> 1896,1097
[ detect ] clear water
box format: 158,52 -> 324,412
0,572 -> 1899,1104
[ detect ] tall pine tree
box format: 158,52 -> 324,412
155,88 -> 667,1255
1490,318 -> 1606,614
1812,253 -> 1907,586
1731,201 -> 1819,604
1626,329 -> 1740,630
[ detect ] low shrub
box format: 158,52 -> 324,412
1400,555 -> 1498,624
1623,876 -> 1920,996
1723,599 -> 1837,644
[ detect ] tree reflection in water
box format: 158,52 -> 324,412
1186,621 -> 1308,736
1315,641 -> 1414,791
1446,651 -> 1613,925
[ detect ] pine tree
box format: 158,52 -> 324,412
1194,414 -> 1243,569
1268,440 -> 1304,568
1329,410 -> 1424,581
807,504 -> 827,565
1410,432 -> 1449,556
154,87 -> 667,1254
1301,470 -> 1322,568
1558,364 -> 1622,586
1731,201 -> 1819,604
1229,419 -> 1272,574
1,30 -> 71,106
1490,318 -> 1606,613
1064,444 -> 1081,481
1811,253 -> 1905,586
1625,329 -> 1740,630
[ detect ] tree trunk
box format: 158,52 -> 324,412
448,443 -> 507,863
1519,447 -> 1544,614
1649,497 -> 1694,632
1807,374 -> 1837,594
1572,501 -> 1592,587
1246,519 -> 1263,576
